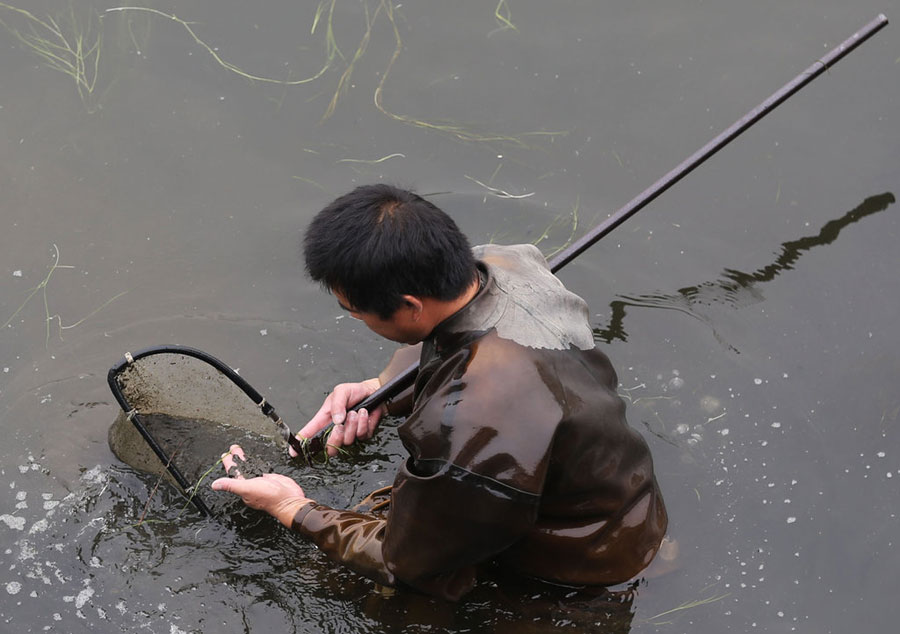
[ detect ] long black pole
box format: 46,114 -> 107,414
320,14 -> 889,443
549,13 -> 888,272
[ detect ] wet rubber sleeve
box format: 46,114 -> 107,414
291,504 -> 396,587
290,463 -> 538,601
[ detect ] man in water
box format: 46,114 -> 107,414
212,184 -> 667,600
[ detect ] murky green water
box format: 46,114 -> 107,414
2,1 -> 898,632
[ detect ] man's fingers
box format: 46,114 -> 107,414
331,384 -> 354,425
353,409 -> 371,441
296,380 -> 381,449
344,411 -> 360,445
212,476 -> 246,493
225,446 -> 248,478
221,445 -> 246,475
361,408 -> 378,439
326,423 -> 343,457
297,400 -> 334,440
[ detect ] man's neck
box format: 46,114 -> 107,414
420,275 -> 482,334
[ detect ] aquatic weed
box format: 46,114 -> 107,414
105,6 -> 333,86
2,244 -> 127,348
0,2 -> 103,111
641,589 -> 731,626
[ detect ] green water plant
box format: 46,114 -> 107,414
3,244 -> 127,348
102,3 -> 564,148
536,197 -> 580,260
369,0 -> 566,147
642,589 -> 730,626
105,6 -> 335,87
492,0 -> 518,35
0,2 -> 103,111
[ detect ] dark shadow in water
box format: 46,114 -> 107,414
298,561 -> 640,634
594,192 -> 895,351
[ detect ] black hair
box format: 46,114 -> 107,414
303,184 -> 477,319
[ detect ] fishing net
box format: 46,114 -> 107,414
107,345 -> 320,516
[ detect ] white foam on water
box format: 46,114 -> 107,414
0,514 -> 25,530
63,580 -> 95,610
5,582 -> 22,595
17,540 -> 36,561
29,519 -> 49,534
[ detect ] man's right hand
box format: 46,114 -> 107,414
294,378 -> 385,457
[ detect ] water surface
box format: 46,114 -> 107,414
2,1 -> 898,632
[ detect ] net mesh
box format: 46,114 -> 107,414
108,348 -> 290,516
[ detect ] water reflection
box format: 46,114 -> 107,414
357,573 -> 639,633
595,192 -> 895,348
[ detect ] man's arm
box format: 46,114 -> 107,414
291,456 -> 538,601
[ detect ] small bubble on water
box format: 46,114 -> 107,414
754,378 -> 763,385
786,517 -> 797,524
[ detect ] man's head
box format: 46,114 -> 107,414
303,184 -> 478,339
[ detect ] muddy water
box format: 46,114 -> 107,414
2,1 -> 898,632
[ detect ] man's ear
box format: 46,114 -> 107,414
400,295 -> 424,321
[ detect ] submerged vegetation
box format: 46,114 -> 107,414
642,589 -> 731,626
1,2 -> 564,147
0,2 -> 104,111
0,1 -> 153,112
2,245 -> 127,348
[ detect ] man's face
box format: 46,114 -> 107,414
332,289 -> 423,344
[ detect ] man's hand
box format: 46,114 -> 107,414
211,445 -> 313,527
295,378 -> 385,457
